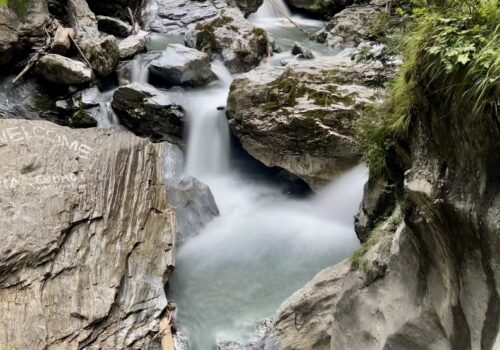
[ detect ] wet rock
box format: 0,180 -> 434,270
232,0 -> 264,17
67,0 -> 99,38
146,0 -> 228,35
217,318 -> 277,350
163,143 -> 219,242
285,0 -> 352,17
0,1 -> 50,66
36,54 -> 93,85
227,57 -> 384,189
185,8 -> 271,73
112,82 -> 184,142
119,30 -> 149,59
148,44 -> 216,86
97,15 -> 133,37
291,42 -> 314,59
0,118 -> 176,349
80,35 -> 120,77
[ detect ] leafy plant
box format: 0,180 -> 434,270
358,0 -> 500,175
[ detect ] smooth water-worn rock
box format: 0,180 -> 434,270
149,44 -> 216,86
97,15 -> 133,37
185,8 -> 271,73
112,82 -> 185,142
36,54 -> 93,85
80,35 -> 120,77
119,30 -> 149,58
162,142 -> 219,242
285,0 -> 352,17
0,118 -> 175,349
227,57 -> 384,189
0,0 -> 50,65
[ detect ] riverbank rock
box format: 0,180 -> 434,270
112,82 -> 184,142
231,0 -> 264,17
185,9 -> 271,73
285,0 -> 352,17
80,35 -> 120,76
67,0 -> 99,38
314,3 -> 384,48
36,54 -> 93,85
149,44 -> 216,86
0,0 -> 50,66
97,15 -> 133,37
119,30 -> 149,58
0,118 -> 175,349
227,57 -> 385,189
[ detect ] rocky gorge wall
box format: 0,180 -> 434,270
274,41 -> 500,350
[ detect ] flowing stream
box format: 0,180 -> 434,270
88,3 -> 367,348
166,3 -> 367,349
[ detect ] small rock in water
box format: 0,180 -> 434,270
217,106 -> 225,111
119,30 -> 149,59
291,42 -> 314,59
148,44 -> 216,87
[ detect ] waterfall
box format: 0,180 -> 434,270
253,0 -> 292,19
95,101 -> 120,128
184,61 -> 233,178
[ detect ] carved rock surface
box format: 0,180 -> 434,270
0,119 -> 177,349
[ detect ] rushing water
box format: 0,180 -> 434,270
167,4 -> 368,348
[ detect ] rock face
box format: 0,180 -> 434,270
36,54 -> 93,85
80,35 -> 120,77
97,15 -> 133,37
185,8 -> 271,73
149,44 -> 216,86
230,0 -> 264,17
119,30 -> 149,58
112,83 -> 185,142
227,57 -> 385,189
285,0 -> 352,17
0,0 -> 50,66
0,119 -> 176,349
274,58 -> 500,350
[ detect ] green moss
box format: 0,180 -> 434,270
251,27 -> 267,37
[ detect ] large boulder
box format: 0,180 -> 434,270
148,44 -> 216,86
0,0 -> 50,66
112,82 -> 185,142
185,8 -> 271,73
36,54 -> 93,85
118,30 -> 149,59
80,35 -> 120,77
285,0 -> 352,17
226,57 -> 385,189
0,118 -> 179,349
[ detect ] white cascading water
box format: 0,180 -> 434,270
254,0 -> 292,18
169,43 -> 367,349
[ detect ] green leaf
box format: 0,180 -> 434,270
457,54 -> 470,64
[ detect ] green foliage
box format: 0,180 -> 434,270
358,0 -> 500,174
0,0 -> 28,21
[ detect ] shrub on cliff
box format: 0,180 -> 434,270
358,0 -> 500,175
